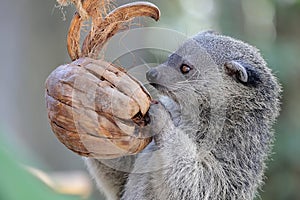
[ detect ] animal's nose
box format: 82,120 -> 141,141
146,68 -> 158,82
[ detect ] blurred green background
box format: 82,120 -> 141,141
0,0 -> 299,199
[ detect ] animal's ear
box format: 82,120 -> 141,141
224,60 -> 248,83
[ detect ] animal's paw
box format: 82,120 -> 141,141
148,101 -> 171,135
159,96 -> 181,126
148,96 -> 181,135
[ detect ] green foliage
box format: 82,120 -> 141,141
0,131 -> 81,200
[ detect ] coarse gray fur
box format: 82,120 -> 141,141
85,31 -> 281,200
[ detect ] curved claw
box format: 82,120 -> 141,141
81,2 -> 161,58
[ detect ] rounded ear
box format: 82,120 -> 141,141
224,61 -> 248,83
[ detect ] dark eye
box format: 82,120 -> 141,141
180,64 -> 191,74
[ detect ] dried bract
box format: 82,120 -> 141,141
47,0 -> 160,158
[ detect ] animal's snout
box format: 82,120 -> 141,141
146,68 -> 159,82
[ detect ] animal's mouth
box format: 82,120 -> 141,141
150,83 -> 181,126
150,83 -> 179,104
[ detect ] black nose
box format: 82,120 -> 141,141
146,68 -> 158,82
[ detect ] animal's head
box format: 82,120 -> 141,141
146,31 -> 281,142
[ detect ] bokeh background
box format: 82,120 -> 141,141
1,0 -> 300,199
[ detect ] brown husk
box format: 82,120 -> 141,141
46,58 -> 152,158
48,0 -> 160,158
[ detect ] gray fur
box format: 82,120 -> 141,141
85,31 -> 281,200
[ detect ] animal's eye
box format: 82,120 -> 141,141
180,64 -> 191,74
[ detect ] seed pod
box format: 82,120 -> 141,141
48,0 -> 160,158
46,58 -> 152,158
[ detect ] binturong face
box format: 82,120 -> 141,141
146,31 -> 281,144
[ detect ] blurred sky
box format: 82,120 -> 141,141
0,0 -> 300,200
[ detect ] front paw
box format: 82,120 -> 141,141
148,101 -> 172,135
138,96 -> 181,145
159,96 -> 181,126
148,96 -> 181,134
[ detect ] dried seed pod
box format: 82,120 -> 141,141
48,0 -> 160,159
46,58 -> 152,158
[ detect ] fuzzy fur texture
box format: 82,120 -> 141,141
85,31 -> 281,200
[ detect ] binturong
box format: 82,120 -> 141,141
85,31 -> 281,200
